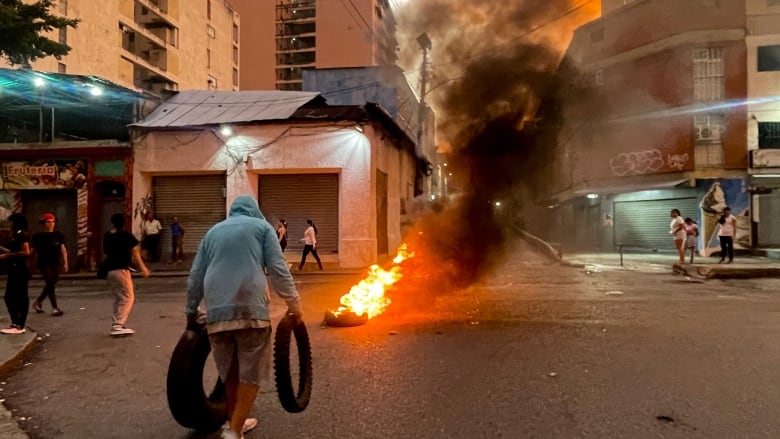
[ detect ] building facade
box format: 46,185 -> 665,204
529,0 -> 780,255
0,69 -> 148,271
131,90 -> 422,268
30,0 -> 239,95
232,0 -> 398,91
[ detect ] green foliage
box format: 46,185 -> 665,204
0,0 -> 79,67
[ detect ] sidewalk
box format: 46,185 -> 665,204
521,230 -> 780,278
0,329 -> 35,439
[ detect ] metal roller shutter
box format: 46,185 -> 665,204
153,175 -> 226,259
258,174 -> 339,253
614,198 -> 699,250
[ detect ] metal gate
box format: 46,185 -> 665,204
153,175 -> 226,261
258,174 -> 339,253
613,198 -> 699,250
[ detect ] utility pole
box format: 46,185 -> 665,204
416,32 -> 432,196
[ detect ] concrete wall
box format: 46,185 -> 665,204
746,0 -> 780,148
231,0 -> 276,90
132,121 -> 415,267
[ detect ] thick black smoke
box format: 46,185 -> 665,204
391,0 -> 595,297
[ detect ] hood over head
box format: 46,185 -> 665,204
229,195 -> 265,220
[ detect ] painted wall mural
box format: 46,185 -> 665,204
0,160 -> 88,190
697,178 -> 750,257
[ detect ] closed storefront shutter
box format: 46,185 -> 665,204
614,198 -> 699,250
258,174 -> 339,253
153,175 -> 226,260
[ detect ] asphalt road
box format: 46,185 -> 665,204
2,240 -> 780,438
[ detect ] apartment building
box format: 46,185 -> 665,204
528,0 -> 780,255
30,0 -> 240,95
232,0 -> 398,91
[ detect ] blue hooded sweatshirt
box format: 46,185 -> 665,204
185,195 -> 300,323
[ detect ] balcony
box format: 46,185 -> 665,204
276,0 -> 316,22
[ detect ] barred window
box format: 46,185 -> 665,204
758,122 -> 780,148
693,48 -> 723,101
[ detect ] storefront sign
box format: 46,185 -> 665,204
0,160 -> 88,189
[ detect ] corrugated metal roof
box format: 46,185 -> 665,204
132,90 -> 322,128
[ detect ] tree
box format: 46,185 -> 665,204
0,0 -> 79,67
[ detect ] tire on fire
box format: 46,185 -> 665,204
166,324 -> 227,433
273,315 -> 313,413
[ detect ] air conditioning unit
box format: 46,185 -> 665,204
695,124 -> 721,142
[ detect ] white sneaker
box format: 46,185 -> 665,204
110,325 -> 135,336
0,326 -> 25,335
222,418 -> 257,434
220,430 -> 242,439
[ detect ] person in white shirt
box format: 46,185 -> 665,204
670,209 -> 686,264
298,219 -> 323,270
717,207 -> 737,264
141,211 -> 163,262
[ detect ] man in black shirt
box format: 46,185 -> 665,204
31,213 -> 67,316
103,213 -> 149,336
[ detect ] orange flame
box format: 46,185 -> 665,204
334,244 -> 414,319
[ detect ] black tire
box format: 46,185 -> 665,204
323,310 -> 368,327
273,316 -> 313,413
166,324 -> 226,432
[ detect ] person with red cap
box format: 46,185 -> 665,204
30,212 -> 68,316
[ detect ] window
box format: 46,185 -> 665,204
207,0 -> 211,20
232,68 -> 239,86
233,24 -> 239,43
59,0 -> 68,15
232,46 -> 238,65
206,49 -> 211,68
594,69 -> 604,86
758,122 -> 780,148
207,75 -> 218,90
57,63 -> 66,73
758,45 -> 780,71
693,48 -> 723,101
207,24 -> 216,39
769,0 -> 780,7
59,28 -> 67,45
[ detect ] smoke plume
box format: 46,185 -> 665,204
391,0 -> 598,298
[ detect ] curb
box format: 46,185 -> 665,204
674,264 -> 780,280
519,230 -> 585,268
0,331 -> 37,379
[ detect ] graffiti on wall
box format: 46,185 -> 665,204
698,179 -> 750,257
609,149 -> 690,176
0,160 -> 87,190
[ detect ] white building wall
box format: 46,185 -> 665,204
746,0 -> 780,150
132,122 -> 403,268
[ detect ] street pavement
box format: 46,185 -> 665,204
0,239 -> 779,438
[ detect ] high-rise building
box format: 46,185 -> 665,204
232,0 -> 398,91
29,0 -> 240,95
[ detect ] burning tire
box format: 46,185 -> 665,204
323,310 -> 369,327
166,324 -> 227,433
273,315 -> 313,413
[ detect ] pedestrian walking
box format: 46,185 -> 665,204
276,218 -> 288,252
298,219 -> 322,271
31,213 -> 67,316
103,213 -> 149,336
185,195 -> 302,439
169,216 -> 185,263
717,207 -> 737,264
141,211 -> 162,262
670,209 -> 685,265
684,218 -> 699,264
0,214 -> 31,334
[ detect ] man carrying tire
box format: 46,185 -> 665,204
185,195 -> 302,439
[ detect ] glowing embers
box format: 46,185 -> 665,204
323,244 -> 414,327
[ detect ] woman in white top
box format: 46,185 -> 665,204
670,209 -> 686,264
298,219 -> 323,270
717,207 -> 737,264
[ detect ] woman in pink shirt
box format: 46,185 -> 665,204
683,218 -> 699,264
